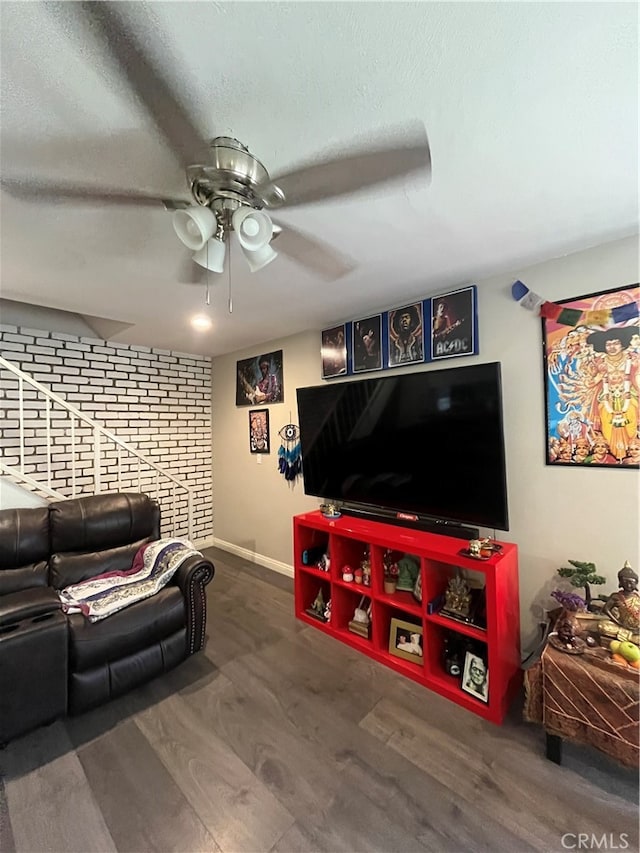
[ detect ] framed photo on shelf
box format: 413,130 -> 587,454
352,314 -> 383,373
321,323 -> 348,379
236,350 -> 284,406
461,651 -> 489,702
388,617 -> 423,663
541,283 -> 639,468
248,409 -> 270,454
429,285 -> 478,361
387,302 -> 424,367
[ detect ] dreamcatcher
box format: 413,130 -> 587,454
278,420 -> 302,483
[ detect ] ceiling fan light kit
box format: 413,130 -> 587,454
173,205 -> 217,251
241,241 -> 279,273
232,207 -> 273,250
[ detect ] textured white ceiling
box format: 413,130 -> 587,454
1,1 -> 638,356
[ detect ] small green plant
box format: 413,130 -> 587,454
557,559 -> 606,610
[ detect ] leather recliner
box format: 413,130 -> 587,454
0,492 -> 214,740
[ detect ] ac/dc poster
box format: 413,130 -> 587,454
429,286 -> 478,361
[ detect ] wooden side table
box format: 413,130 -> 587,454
524,643 -> 639,768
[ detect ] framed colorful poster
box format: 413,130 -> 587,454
542,283 -> 639,467
388,302 -> 424,367
429,285 -> 478,361
249,409 -> 270,453
321,323 -> 348,379
236,350 -> 284,407
352,314 -> 383,373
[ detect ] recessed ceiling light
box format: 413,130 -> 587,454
191,314 -> 212,331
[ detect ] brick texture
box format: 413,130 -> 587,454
0,325 -> 212,542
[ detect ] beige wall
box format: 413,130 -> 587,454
212,234 -> 639,645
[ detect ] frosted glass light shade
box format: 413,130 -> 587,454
193,237 -> 226,273
240,242 -> 278,273
173,206 -> 217,251
232,207 -> 273,251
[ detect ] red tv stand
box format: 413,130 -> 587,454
293,511 -> 521,724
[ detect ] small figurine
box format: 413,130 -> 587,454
549,613 -> 586,654
317,552 -> 330,572
306,588 -> 327,621
342,565 -> 354,583
354,567 -> 363,585
602,561 -> 640,637
323,598 -> 332,623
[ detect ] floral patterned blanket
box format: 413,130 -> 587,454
58,538 -> 201,622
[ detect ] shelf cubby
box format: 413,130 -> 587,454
294,510 -> 521,724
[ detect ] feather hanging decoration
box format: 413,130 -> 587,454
278,421 -> 302,483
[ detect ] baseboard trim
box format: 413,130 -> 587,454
211,537 -> 294,578
194,536 -> 215,550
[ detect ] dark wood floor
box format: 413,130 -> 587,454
1,547 -> 638,853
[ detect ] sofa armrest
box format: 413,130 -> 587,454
171,554 -> 215,654
0,587 -> 61,628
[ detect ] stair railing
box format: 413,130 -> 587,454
0,356 -> 193,539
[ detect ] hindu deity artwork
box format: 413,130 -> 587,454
543,284 -> 639,467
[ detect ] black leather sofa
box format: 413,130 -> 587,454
0,492 -> 214,743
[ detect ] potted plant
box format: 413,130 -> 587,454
557,559 -> 606,612
383,552 -> 399,594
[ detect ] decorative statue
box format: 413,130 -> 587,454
396,555 -> 420,591
602,561 -> 640,635
443,574 -> 471,619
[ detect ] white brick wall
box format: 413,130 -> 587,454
0,325 -> 212,542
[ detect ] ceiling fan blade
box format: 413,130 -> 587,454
1,177 -> 189,208
257,123 -> 431,209
177,252 -> 207,284
272,221 -> 356,281
69,2 -> 208,168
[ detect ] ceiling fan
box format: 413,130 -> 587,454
1,2 -> 432,286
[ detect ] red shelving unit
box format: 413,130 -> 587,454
293,510 -> 521,724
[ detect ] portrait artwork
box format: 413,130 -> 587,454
352,314 -> 383,373
461,651 -> 489,702
236,350 -> 284,407
249,409 -> 270,454
321,324 -> 348,379
388,302 -> 424,367
430,285 -> 478,361
542,284 -> 639,468
388,617 -> 423,664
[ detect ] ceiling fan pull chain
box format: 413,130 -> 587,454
205,242 -> 211,305
228,236 -> 233,314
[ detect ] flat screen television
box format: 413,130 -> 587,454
296,361 -> 509,534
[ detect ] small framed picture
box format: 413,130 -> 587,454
429,285 -> 478,361
321,323 -> 348,379
461,651 -> 489,702
388,617 -> 423,664
352,314 -> 383,373
388,303 -> 424,367
249,409 -> 270,454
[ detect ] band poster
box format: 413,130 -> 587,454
542,283 -> 639,467
429,285 -> 478,361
